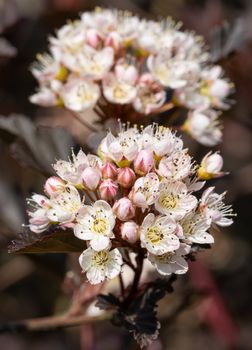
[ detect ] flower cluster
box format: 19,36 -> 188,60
26,124 -> 234,285
30,8 -> 233,146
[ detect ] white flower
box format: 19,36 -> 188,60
185,109 -> 222,146
140,124 -> 183,158
181,211 -> 213,244
116,14 -> 140,43
53,150 -> 98,186
200,66 -> 231,110
100,128 -> 139,165
133,73 -> 166,114
27,194 -> 52,233
147,49 -> 200,89
158,149 -> 194,181
174,86 -> 210,111
79,247 -> 123,285
81,9 -> 117,35
175,65 -> 231,111
30,53 -> 67,84
200,187 -> 234,227
29,87 -> 59,107
72,46 -> 114,79
140,213 -> 179,255
155,180 -> 197,220
102,63 -> 138,104
47,185 -> 83,224
137,20 -> 163,52
129,173 -> 159,209
148,243 -> 190,276
60,77 -> 100,112
74,200 -> 115,251
49,22 -> 86,65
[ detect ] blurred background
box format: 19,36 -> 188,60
0,0 -> 252,349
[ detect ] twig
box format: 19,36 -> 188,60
0,312 -> 112,333
124,250 -> 144,304
119,274 -> 125,298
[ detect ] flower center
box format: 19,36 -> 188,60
92,218 -> 109,234
147,226 -> 163,244
92,251 -> 109,266
183,222 -> 194,237
114,85 -> 129,99
159,194 -> 177,209
156,252 -> 175,263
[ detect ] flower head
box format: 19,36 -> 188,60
74,200 -> 115,251
60,78 -> 100,112
79,247 -> 123,284
184,109 -> 222,146
47,186 -> 83,224
155,180 -> 197,220
181,211 -> 213,244
158,149 -> 194,181
129,173 -> 159,209
200,187 -> 235,227
148,243 -> 190,276
140,213 -> 179,255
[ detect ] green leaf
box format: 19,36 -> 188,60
8,228 -> 85,254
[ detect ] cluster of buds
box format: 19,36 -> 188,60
29,8 -> 233,146
26,124 -> 234,285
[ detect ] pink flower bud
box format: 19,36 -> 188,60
44,176 -> 65,196
82,167 -> 101,190
86,29 -> 102,48
134,149 -> 154,175
101,162 -> 118,180
113,197 -> 135,221
121,221 -> 139,243
117,167 -> 136,188
99,179 -> 118,200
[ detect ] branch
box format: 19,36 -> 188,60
0,312 -> 112,333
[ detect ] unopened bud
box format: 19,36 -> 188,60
82,167 -> 101,190
101,162 -> 118,180
86,29 -> 102,48
113,197 -> 135,221
117,167 -> 136,188
99,179 -> 118,200
44,176 -> 65,196
134,149 -> 154,175
121,221 -> 139,243
198,152 -> 226,180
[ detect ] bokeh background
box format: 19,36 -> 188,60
0,0 -> 252,349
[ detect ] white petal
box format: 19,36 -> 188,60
86,266 -> 105,285
189,232 -> 214,244
74,224 -> 93,240
90,235 -> 111,251
79,248 -> 93,271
